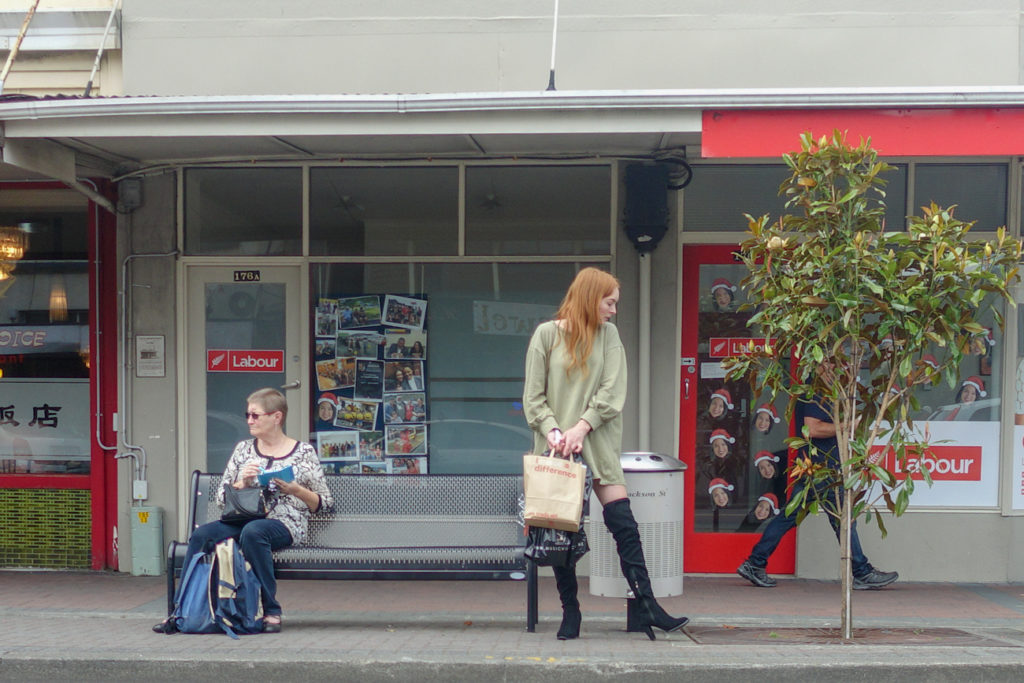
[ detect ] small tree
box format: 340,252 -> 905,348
723,131 -> 1021,639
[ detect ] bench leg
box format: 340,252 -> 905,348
526,559 -> 538,633
165,541 -> 178,616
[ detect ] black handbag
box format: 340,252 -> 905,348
220,483 -> 267,523
525,525 -> 590,567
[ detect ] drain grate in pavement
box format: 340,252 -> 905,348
685,626 -> 1020,647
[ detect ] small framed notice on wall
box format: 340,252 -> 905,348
136,335 -> 166,377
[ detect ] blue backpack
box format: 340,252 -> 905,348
171,538 -> 264,639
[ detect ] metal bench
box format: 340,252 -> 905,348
165,470 -> 540,631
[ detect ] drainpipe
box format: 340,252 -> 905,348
120,248 -> 178,501
638,253 -> 651,451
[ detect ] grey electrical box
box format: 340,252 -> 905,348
130,506 -> 163,576
118,178 -> 143,212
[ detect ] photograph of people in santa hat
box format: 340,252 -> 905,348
736,492 -> 782,532
753,450 -> 780,480
710,277 -> 737,312
709,428 -> 735,460
752,403 -> 780,435
698,428 -> 746,506
957,375 -> 987,403
707,478 -> 734,508
708,387 -> 734,420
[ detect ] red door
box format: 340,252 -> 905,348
680,245 -> 795,574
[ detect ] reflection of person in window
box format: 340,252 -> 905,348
753,404 -> 780,435
708,478 -> 733,508
710,278 -> 736,311
708,388 -> 732,420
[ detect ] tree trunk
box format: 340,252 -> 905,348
840,489 -> 853,639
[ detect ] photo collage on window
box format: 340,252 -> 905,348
695,267 -> 788,534
313,294 -> 428,474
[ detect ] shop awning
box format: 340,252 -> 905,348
5,87 -> 1024,210
0,91 -> 707,181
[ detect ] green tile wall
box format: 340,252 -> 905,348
0,488 -> 91,568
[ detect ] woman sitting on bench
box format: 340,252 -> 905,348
154,387 -> 332,634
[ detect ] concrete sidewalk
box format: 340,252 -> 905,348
1,570 -> 1023,681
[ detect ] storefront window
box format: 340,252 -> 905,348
310,262 -> 603,474
0,206 -> 90,475
900,305 -> 1003,507
310,167 -> 458,256
465,166 -> 611,255
1013,301 -> 1024,510
684,164 -> 907,232
914,164 -> 1007,232
185,168 -> 302,255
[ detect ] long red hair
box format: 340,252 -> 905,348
554,267 -> 620,376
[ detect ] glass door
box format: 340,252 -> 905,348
185,265 -> 303,475
680,245 -> 794,574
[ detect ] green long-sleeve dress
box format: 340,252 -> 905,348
522,320 -> 627,486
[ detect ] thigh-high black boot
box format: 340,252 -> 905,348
603,498 -> 689,640
552,563 -> 581,639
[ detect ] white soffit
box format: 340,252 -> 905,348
4,87 -> 1024,175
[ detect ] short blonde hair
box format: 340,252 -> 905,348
247,387 -> 288,420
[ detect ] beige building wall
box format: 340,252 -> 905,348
0,1 -> 122,96
122,1 -> 1024,96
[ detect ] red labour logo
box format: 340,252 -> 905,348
870,444 -> 983,481
208,349 -> 283,373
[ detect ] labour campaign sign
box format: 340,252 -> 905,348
870,422 -> 998,507
207,349 -> 285,373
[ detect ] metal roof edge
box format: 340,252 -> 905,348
4,87 -> 1024,120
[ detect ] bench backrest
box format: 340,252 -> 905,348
189,471 -> 526,548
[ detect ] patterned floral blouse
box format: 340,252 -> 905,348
217,439 -> 333,546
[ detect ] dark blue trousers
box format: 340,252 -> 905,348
746,478 -> 874,577
183,518 -> 293,615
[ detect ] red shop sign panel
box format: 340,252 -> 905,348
207,349 -> 284,373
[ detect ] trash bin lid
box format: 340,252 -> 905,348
620,452 -> 687,472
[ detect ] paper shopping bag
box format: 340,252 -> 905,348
523,453 -> 585,532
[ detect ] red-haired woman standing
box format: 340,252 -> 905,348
523,267 -> 688,641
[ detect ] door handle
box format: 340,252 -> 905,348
684,378 -> 690,400
280,380 -> 301,391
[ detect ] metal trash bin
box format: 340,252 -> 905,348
589,452 -> 685,597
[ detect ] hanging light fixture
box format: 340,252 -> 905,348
0,226 -> 28,262
49,275 -> 68,323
